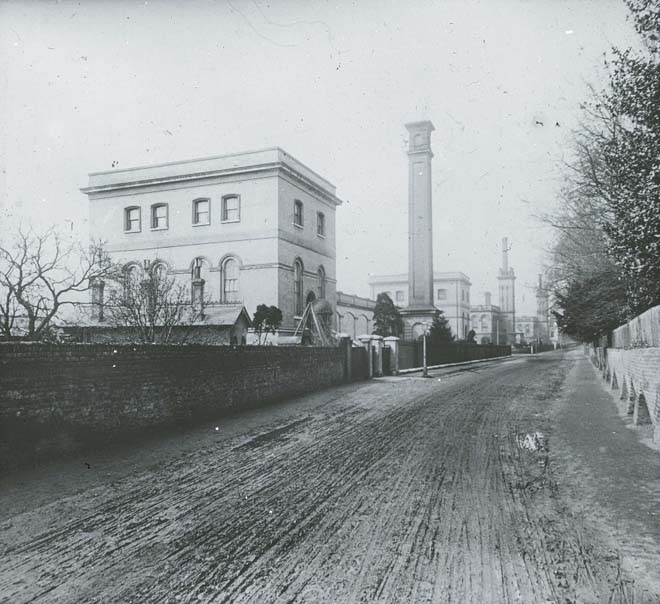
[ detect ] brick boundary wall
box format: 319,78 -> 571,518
591,345 -> 660,437
587,302 -> 660,440
0,343 -> 352,473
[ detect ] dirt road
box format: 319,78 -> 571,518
1,351 -> 658,603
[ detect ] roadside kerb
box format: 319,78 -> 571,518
397,354 -> 513,375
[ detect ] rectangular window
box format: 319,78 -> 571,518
317,212 -> 325,237
151,204 -> 168,229
294,200 -> 304,227
222,195 -> 240,222
124,207 -> 141,232
395,290 -> 404,302
193,199 -> 210,225
437,288 -> 447,300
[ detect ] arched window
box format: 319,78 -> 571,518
123,264 -> 141,300
412,323 -> 425,340
151,262 -> 168,282
191,257 -> 204,281
222,257 -> 240,303
294,259 -> 304,316
317,266 -> 326,299
191,258 -> 207,310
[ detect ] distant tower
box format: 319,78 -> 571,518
536,274 -> 549,342
497,237 -> 516,344
401,120 -> 437,339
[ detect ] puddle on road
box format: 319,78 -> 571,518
232,418 -> 312,452
516,431 -> 546,452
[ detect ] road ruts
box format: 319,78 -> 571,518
0,352 -> 649,603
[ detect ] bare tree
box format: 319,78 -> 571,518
105,265 -> 198,344
0,226 -> 117,340
0,284 -> 20,341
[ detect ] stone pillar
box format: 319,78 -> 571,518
338,333 -> 352,382
371,335 -> 384,377
358,334 -> 373,379
384,336 -> 400,375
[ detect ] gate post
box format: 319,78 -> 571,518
371,335 -> 384,377
384,336 -> 400,375
358,334 -> 373,378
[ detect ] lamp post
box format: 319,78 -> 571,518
422,321 -> 431,378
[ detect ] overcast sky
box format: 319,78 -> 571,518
0,0 -> 637,313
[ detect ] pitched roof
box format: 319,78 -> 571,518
197,304 -> 252,327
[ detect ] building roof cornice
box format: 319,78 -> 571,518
368,271 -> 471,285
81,147 -> 343,206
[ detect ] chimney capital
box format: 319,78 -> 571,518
405,120 -> 435,155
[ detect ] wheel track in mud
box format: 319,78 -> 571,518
0,354 -> 639,603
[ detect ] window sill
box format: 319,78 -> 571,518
293,223 -> 304,229
317,233 -> 326,239
124,229 -> 141,234
221,219 -> 241,224
150,226 -> 168,231
192,222 -> 210,227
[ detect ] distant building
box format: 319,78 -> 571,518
368,271 -> 472,340
497,237 -> 516,344
516,315 -> 541,344
536,274 -> 550,342
81,147 -> 343,337
470,238 -> 552,346
336,291 -> 376,339
470,291 -> 502,344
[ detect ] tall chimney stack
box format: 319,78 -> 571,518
485,291 -> 491,306
404,120 -> 435,311
400,120 -> 439,339
502,237 -> 509,272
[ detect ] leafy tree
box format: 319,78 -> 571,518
372,292 -> 403,337
559,1 -> 660,315
252,304 -> 283,344
546,0 -> 660,339
428,309 -> 454,344
553,274 -> 628,343
106,266 -> 195,344
0,226 -> 116,340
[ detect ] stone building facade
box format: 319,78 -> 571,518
470,292 -> 502,344
368,271 -> 472,340
82,148 -> 342,335
335,291 -> 375,340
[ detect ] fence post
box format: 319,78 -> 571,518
384,336 -> 400,375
